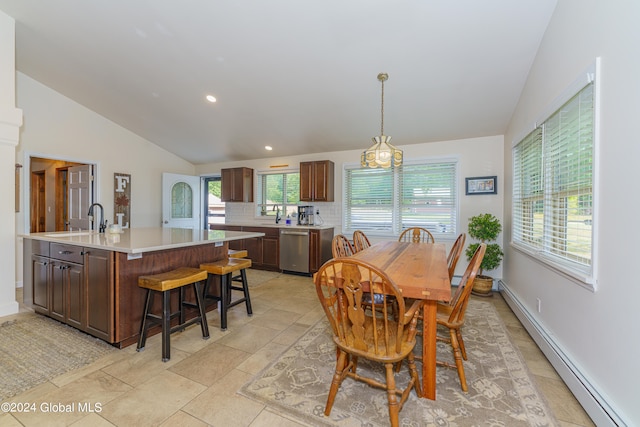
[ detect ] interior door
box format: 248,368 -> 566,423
67,165 -> 93,231
162,173 -> 202,229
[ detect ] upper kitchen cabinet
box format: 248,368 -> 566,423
300,160 -> 334,202
221,167 -> 254,202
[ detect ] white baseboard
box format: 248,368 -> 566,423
498,280 -> 627,427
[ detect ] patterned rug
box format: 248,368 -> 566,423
240,299 -> 558,426
0,314 -> 116,401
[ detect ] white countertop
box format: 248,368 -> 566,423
24,227 -> 265,254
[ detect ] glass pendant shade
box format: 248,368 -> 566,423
361,72 -> 403,168
361,135 -> 403,168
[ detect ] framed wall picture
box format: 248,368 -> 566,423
465,176 -> 497,195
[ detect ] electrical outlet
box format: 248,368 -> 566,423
316,209 -> 320,215
536,298 -> 542,313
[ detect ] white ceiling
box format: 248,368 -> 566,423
1,0 -> 557,165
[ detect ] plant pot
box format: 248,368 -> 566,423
471,275 -> 494,296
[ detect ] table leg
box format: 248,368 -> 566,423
422,300 -> 437,400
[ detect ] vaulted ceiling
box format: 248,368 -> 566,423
0,0 -> 557,165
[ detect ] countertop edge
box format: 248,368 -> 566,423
21,229 -> 265,254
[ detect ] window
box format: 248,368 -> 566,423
344,159 -> 458,239
204,176 -> 224,227
512,63 -> 597,286
256,171 -> 300,218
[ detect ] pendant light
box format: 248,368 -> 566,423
361,73 -> 403,168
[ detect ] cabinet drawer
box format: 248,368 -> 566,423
50,243 -> 85,264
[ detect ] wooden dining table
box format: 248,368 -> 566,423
350,240 -> 451,400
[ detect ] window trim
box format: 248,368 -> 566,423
255,168 -> 300,218
511,58 -> 600,291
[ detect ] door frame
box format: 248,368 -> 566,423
21,152 -> 99,234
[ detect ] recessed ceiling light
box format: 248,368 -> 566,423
265,146 -> 273,151
206,95 -> 217,103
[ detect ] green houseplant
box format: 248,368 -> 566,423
464,213 -> 504,295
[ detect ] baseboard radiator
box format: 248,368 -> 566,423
498,280 -> 628,427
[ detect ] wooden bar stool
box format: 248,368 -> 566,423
228,249 -> 248,258
136,267 -> 209,362
200,258 -> 252,330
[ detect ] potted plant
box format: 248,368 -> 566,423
464,213 -> 504,295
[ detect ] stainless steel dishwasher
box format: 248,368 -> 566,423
279,229 -> 310,273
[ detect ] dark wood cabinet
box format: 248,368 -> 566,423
28,240 -> 114,342
211,224 -> 333,273
243,227 -> 279,271
210,225 -> 280,271
32,255 -> 49,311
262,234 -> 280,269
221,167 -> 254,202
300,160 -> 334,202
84,248 -> 114,342
309,228 -> 334,273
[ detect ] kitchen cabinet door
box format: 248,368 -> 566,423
299,160 -> 334,202
85,248 -> 114,341
65,262 -> 84,330
32,255 -> 49,312
221,167 -> 254,202
262,236 -> 279,269
50,261 -> 68,323
244,237 -> 263,265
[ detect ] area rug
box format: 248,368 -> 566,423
240,299 -> 558,426
0,314 -> 116,401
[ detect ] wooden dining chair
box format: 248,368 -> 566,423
446,233 -> 466,282
352,230 -> 371,252
434,243 -> 486,392
331,234 -> 355,257
314,258 -> 424,427
398,227 -> 435,243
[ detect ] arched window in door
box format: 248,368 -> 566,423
171,182 -> 193,219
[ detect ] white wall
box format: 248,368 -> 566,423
503,1 -> 640,425
0,10 -> 21,316
14,72 -> 196,286
195,134 -> 504,279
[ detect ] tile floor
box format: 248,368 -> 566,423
1,273 -> 594,427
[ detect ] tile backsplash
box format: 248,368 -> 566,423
224,202 -> 341,230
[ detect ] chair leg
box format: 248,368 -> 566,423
449,327 -> 467,391
325,350 -> 348,416
384,363 -> 400,427
406,353 -> 422,398
161,290 -> 171,362
136,289 -> 153,351
456,328 -> 467,360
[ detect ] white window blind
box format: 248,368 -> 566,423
344,160 -> 457,238
400,162 -> 457,235
512,80 -> 595,282
513,127 -> 543,248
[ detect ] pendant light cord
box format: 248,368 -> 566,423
378,73 -> 387,136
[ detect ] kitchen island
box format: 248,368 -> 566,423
22,228 -> 264,347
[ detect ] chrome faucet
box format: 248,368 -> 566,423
273,205 -> 282,224
87,203 -> 107,233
